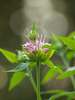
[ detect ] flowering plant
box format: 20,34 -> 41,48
0,21 -> 75,100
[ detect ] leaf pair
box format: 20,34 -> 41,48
48,91 -> 75,100
41,90 -> 75,100
0,48 -> 32,91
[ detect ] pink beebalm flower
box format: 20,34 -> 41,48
23,35 -> 51,53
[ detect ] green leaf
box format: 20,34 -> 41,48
41,68 -> 57,85
56,35 -> 75,50
9,72 -> 26,91
0,48 -> 18,63
66,51 -> 75,61
68,31 -> 75,40
43,60 -> 63,73
7,61 -> 31,72
41,90 -> 67,95
48,91 -> 75,100
51,33 -> 64,51
41,65 -> 62,85
56,67 -> 75,79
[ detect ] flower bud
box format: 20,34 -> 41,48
27,21 -> 39,40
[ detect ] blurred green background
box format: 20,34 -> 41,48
0,0 -> 75,100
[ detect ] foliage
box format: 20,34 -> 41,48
56,66 -> 75,79
0,22 -> 75,100
48,91 -> 75,100
9,72 -> 26,91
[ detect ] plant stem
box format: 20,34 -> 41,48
37,61 -> 40,100
27,67 -> 42,100
27,67 -> 37,93
59,52 -> 75,90
29,74 -> 37,93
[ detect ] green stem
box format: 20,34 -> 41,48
59,52 -> 75,90
29,74 -> 37,93
37,61 -> 40,100
27,68 -> 37,93
27,67 -> 42,100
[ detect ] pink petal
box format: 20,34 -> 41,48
43,35 -> 46,43
23,34 -> 51,53
23,47 -> 31,50
23,42 -> 31,46
23,47 -> 34,52
36,39 -> 39,50
43,48 -> 48,52
40,35 -> 43,42
39,35 -> 43,49
44,43 -> 51,46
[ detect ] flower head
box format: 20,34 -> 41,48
23,35 -> 51,53
22,21 -> 51,62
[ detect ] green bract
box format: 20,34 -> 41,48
28,49 -> 55,62
17,50 -> 29,62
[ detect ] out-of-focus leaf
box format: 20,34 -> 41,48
7,61 -> 31,72
41,65 -> 62,85
48,91 -> 75,100
68,31 -> 75,40
43,60 -> 63,73
56,35 -> 75,50
0,48 -> 18,63
51,33 -> 63,51
41,90 -> 67,95
66,51 -> 75,61
9,72 -> 26,91
41,68 -> 57,85
56,67 -> 75,79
